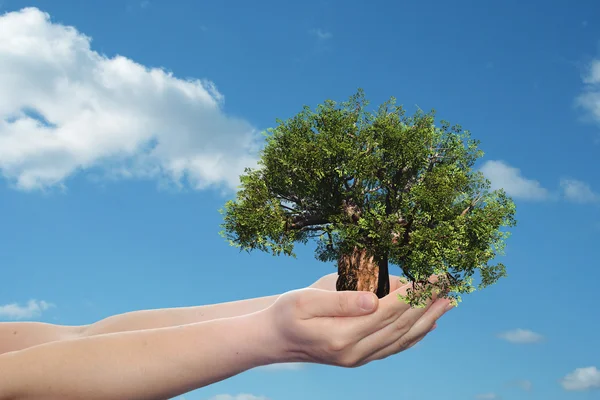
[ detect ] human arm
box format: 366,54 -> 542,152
83,272 -> 394,337
81,293 -> 280,337
0,312 -> 280,400
0,322 -> 84,355
0,273 -> 398,355
0,283 -> 452,400
0,295 -> 280,356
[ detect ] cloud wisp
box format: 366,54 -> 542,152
496,329 -> 544,344
0,299 -> 54,319
309,28 -> 332,40
475,393 -> 499,400
560,179 -> 600,204
576,59 -> 600,129
510,379 -> 533,391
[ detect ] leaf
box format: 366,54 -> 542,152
220,89 -> 517,306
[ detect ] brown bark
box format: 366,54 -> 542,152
336,247 -> 390,298
335,200 -> 390,298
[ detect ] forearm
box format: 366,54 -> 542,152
0,311 -> 285,400
83,294 -> 280,337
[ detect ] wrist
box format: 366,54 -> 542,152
251,305 -> 309,367
201,309 -> 288,371
239,309 -> 292,367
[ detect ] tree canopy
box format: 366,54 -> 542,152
220,90 -> 516,306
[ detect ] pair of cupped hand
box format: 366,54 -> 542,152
262,273 -> 454,369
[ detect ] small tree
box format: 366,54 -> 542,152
220,90 -> 516,306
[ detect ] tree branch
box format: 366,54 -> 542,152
276,194 -> 303,208
446,272 -> 459,284
299,225 -> 329,232
399,264 -> 417,283
460,193 -> 482,216
401,145 -> 454,194
288,214 -> 329,230
279,204 -> 300,213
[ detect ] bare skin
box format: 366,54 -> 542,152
0,273 -> 402,355
0,273 -> 451,400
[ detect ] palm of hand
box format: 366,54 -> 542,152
310,273 -> 404,293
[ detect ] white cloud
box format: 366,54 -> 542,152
560,179 -> 599,203
496,329 -> 544,344
309,28 -> 332,40
0,7 -> 259,191
0,299 -> 54,319
479,160 -> 549,200
475,393 -> 499,400
257,362 -> 306,371
576,59 -> 600,126
560,366 -> 600,391
208,395 -> 269,400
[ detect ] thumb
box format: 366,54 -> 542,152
300,289 -> 379,318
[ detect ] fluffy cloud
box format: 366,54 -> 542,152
0,299 -> 54,319
560,366 -> 600,391
496,329 -> 544,344
560,179 -> 599,203
208,395 -> 269,400
576,59 -> 600,124
0,8 -> 259,191
479,160 -> 549,201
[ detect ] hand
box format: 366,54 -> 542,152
265,282 -> 452,368
310,272 -> 406,292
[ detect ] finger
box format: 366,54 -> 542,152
356,303 -> 449,365
401,321 -> 437,351
297,288 -> 379,318
388,275 -> 403,291
342,282 -> 414,336
399,298 -> 454,345
348,290 -> 437,358
392,283 -> 441,322
387,274 -> 429,292
361,327 -> 428,365
374,277 -> 440,327
385,273 -> 440,300
345,280 -> 433,338
345,280 -> 443,362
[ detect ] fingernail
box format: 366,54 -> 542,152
444,302 -> 454,312
359,293 -> 376,311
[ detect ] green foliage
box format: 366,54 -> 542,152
220,90 -> 517,306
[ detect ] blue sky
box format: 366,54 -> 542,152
1,0 -> 599,399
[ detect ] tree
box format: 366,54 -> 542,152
220,90 -> 516,306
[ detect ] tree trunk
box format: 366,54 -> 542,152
336,247 -> 390,298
